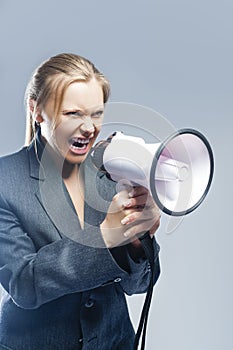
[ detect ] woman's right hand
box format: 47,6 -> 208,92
100,186 -> 160,248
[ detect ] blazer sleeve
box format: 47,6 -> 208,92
0,192 -> 160,310
110,239 -> 160,295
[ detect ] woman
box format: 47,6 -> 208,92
0,53 -> 160,350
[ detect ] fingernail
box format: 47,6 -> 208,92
124,231 -> 130,237
128,191 -> 134,198
123,200 -> 132,207
121,217 -> 129,225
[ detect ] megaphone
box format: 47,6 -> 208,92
91,128 -> 214,350
91,128 -> 214,216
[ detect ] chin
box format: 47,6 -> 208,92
65,151 -> 89,165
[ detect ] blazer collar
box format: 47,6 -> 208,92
27,129 -> 46,181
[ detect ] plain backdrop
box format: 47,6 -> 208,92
0,1 -> 232,349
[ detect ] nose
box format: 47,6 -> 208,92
80,116 -> 95,136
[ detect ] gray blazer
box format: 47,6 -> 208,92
0,132 -> 160,350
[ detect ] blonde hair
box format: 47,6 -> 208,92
24,53 -> 111,145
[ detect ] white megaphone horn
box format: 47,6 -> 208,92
91,129 -> 214,216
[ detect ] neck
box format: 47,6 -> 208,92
62,161 -> 81,180
40,135 -> 82,180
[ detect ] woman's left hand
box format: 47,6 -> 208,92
120,186 -> 160,260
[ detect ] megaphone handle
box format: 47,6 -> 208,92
133,231 -> 156,350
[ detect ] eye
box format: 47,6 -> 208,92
91,110 -> 104,118
63,110 -> 84,117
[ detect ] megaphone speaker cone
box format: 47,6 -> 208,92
150,128 -> 214,216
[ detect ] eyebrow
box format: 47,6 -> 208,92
62,106 -> 104,114
62,108 -> 84,113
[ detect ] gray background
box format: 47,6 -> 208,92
0,0 -> 232,349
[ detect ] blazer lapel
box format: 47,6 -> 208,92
27,136 -> 82,240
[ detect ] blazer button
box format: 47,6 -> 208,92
114,277 -> 122,283
85,299 -> 94,308
78,338 -> 83,343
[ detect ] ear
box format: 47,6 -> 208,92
29,99 -> 44,124
35,114 -> 44,124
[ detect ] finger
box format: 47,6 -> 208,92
129,186 -> 149,198
124,214 -> 161,238
121,209 -> 158,226
127,190 -> 158,210
121,211 -> 146,225
123,194 -> 149,208
114,190 -> 132,207
121,207 -> 142,217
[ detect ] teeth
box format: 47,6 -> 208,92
71,144 -> 85,149
70,138 -> 90,145
69,137 -> 91,151
78,138 -> 89,144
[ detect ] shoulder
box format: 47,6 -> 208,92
0,147 -> 29,186
0,146 -> 28,164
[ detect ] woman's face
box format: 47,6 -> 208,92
40,78 -> 104,164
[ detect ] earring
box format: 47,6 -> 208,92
35,121 -> 41,129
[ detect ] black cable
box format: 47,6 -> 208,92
133,232 -> 156,350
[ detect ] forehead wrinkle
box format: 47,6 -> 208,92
61,98 -> 104,110
61,79 -> 104,112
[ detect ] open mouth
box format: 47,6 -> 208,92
68,137 -> 91,154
